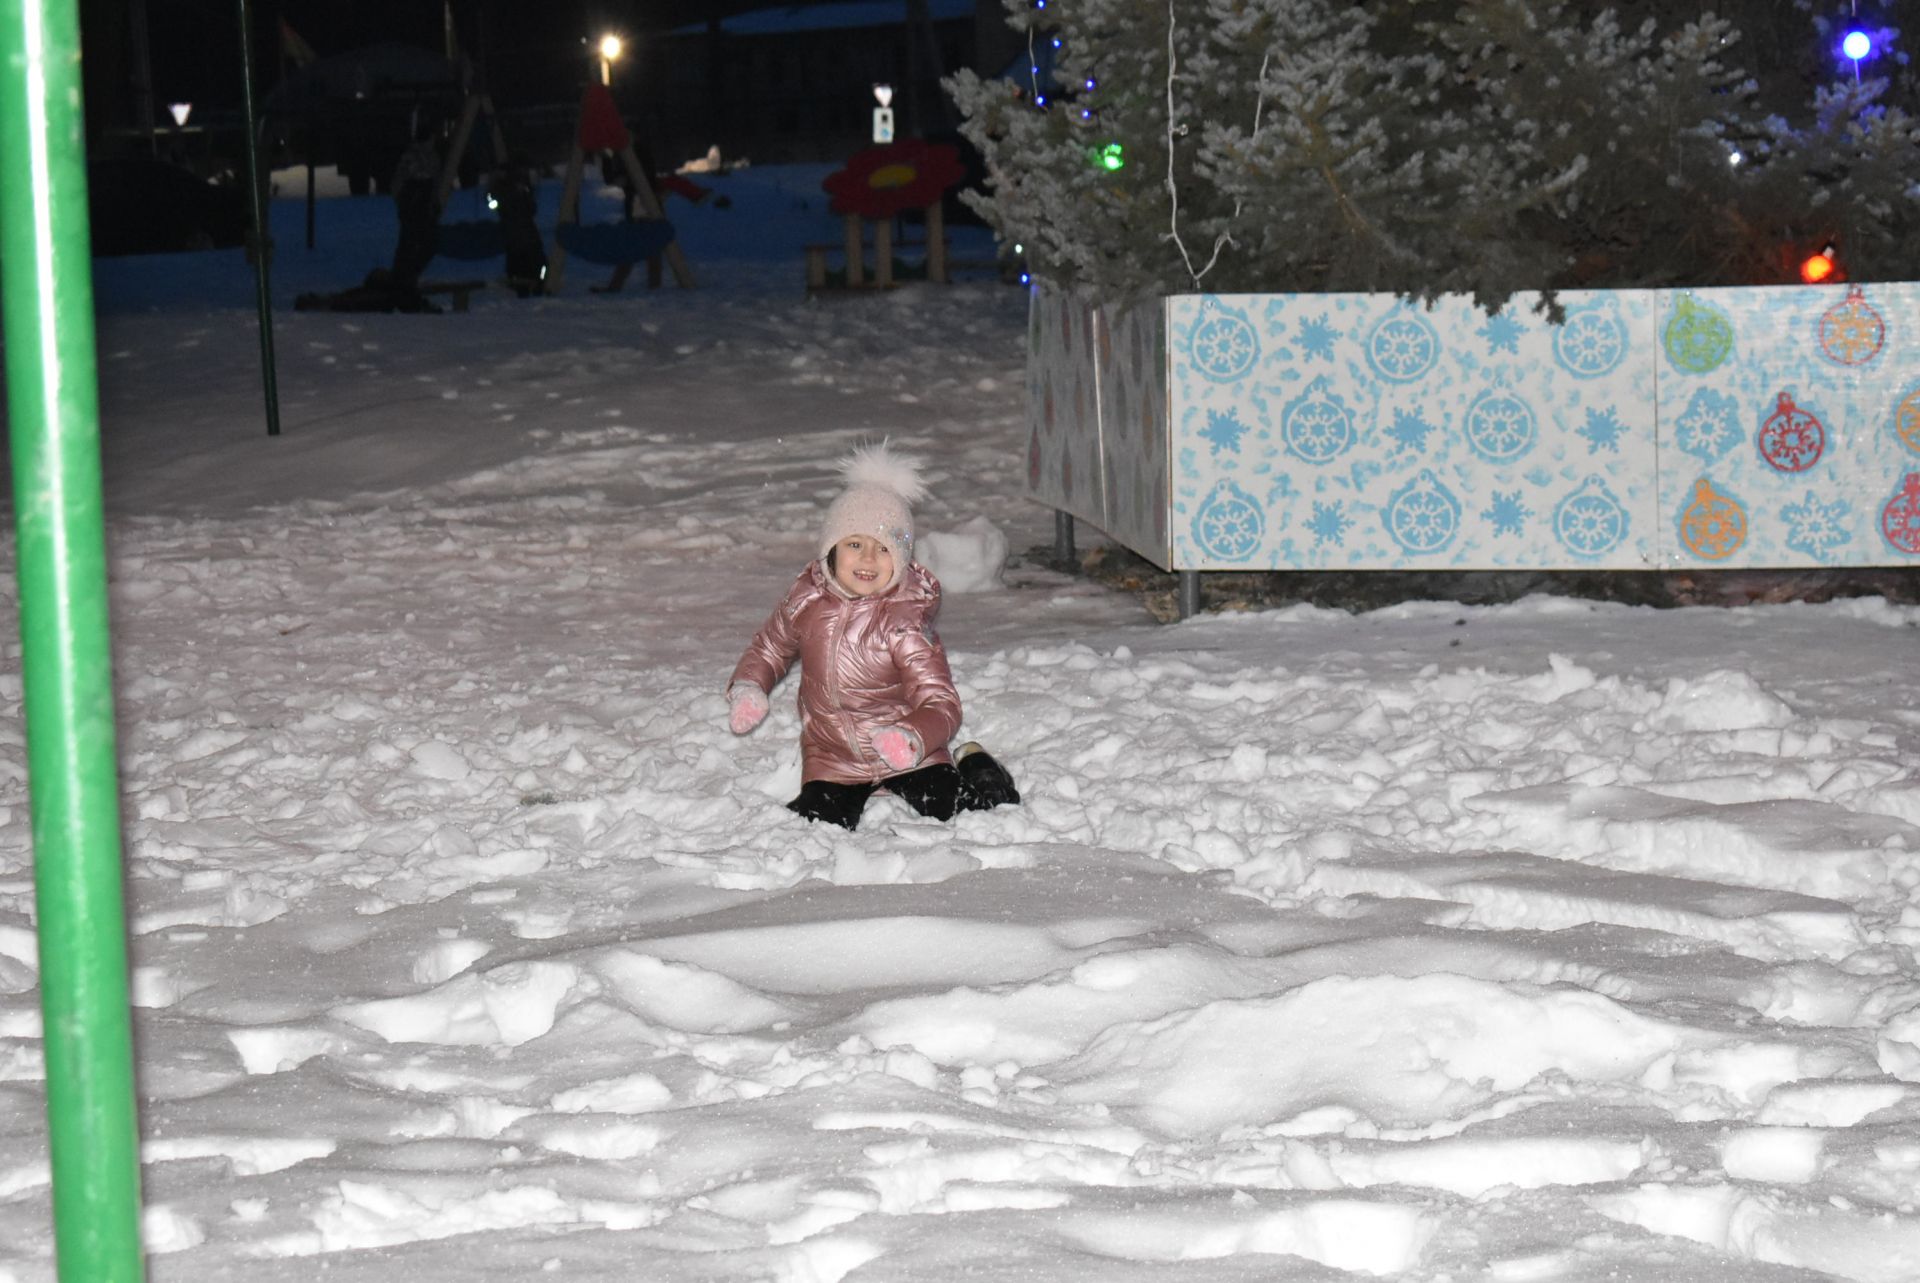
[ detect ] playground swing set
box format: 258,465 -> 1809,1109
422,82 -> 694,306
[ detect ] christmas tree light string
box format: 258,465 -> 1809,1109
1162,0 -> 1268,289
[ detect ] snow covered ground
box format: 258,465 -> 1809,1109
4,164 -> 1920,1282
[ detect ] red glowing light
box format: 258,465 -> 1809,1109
1800,252 -> 1836,284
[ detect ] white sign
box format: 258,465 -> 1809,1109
872,106 -> 895,144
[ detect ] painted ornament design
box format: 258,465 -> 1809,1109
1553,302 -> 1629,378
1193,479 -> 1266,562
1818,285 -> 1886,367
1883,473 -> 1920,555
1365,309 -> 1441,383
1465,387 -> 1539,463
1553,476 -> 1630,558
1757,392 -> 1826,474
1663,294 -> 1734,374
1895,384 -> 1920,456
1282,376 -> 1357,463
1188,299 -> 1261,383
1383,469 -> 1462,555
1678,477 -> 1748,561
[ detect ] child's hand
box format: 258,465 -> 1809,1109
728,684 -> 769,735
871,726 -> 923,772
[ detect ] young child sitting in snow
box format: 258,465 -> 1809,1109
726,443 -> 1018,831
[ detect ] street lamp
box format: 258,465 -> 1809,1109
598,33 -> 624,85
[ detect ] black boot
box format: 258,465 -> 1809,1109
955,742 -> 1019,809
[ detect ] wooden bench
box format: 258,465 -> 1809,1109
806,208 -> 950,294
418,279 -> 487,312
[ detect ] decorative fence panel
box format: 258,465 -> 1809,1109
1026,282 -> 1920,572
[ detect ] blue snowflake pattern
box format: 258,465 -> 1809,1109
1308,500 -> 1351,546
1781,491 -> 1854,555
1200,409 -> 1248,455
1479,312 -> 1525,355
1298,313 -> 1339,362
1579,407 -> 1627,454
1387,409 -> 1434,452
1673,388 -> 1742,463
1483,490 -> 1531,536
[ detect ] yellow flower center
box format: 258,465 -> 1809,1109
868,163 -> 918,190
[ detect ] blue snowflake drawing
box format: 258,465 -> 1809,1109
1478,312 -> 1525,355
1673,388 -> 1742,463
1579,407 -> 1627,454
1200,409 -> 1248,455
1308,500 -> 1351,545
1387,408 -> 1434,453
1483,490 -> 1532,536
1281,377 -> 1357,464
1298,313 -> 1339,362
1781,490 -> 1854,555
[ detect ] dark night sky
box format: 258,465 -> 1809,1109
127,0 -> 822,112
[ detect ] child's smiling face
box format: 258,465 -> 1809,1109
830,534 -> 894,596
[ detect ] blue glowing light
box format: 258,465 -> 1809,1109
1843,30 -> 1872,61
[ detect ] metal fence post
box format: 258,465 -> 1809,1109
0,0 -> 148,1278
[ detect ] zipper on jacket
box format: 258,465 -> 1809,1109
822,594 -> 877,779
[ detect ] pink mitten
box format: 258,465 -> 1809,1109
871,726 -> 923,772
728,685 -> 769,735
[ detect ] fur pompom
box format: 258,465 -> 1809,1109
840,440 -> 928,503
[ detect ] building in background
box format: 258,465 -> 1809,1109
632,0 -> 1010,168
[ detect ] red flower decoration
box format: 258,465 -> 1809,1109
822,140 -> 964,219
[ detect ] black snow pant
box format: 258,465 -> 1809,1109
390,182 -> 441,291
788,754 -> 1015,832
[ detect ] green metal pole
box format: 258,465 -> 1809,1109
235,0 -> 281,436
0,2 -> 148,1280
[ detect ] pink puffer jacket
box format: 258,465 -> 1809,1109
729,560 -> 962,785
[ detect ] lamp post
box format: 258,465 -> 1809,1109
598,33 -> 624,86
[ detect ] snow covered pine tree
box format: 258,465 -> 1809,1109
946,0 -> 1920,314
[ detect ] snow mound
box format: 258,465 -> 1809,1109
917,516 -> 1008,593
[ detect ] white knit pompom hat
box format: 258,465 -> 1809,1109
819,441 -> 929,592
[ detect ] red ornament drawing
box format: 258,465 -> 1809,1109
1758,391 -> 1826,473
1818,285 -> 1886,367
1883,474 -> 1920,555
